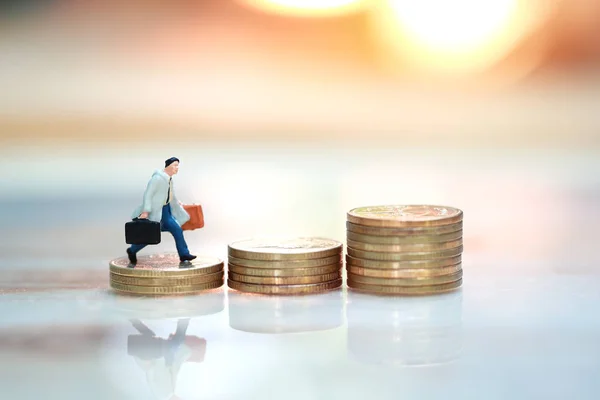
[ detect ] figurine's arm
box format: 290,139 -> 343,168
141,176 -> 160,214
171,189 -> 188,214
170,181 -> 183,207
172,189 -> 180,206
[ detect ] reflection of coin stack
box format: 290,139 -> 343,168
229,291 -> 343,333
106,289 -> 225,319
109,254 -> 224,296
227,238 -> 343,295
347,290 -> 463,366
346,205 -> 463,295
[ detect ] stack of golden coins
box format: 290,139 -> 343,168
345,205 -> 463,295
109,253 -> 224,296
227,237 -> 343,295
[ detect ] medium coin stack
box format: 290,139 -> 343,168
227,237 -> 343,295
109,253 -> 224,296
346,205 -> 463,295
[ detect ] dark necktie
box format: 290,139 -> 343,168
166,178 -> 172,204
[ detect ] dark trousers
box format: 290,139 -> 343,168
129,204 -> 190,257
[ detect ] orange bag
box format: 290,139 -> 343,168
182,204 -> 204,231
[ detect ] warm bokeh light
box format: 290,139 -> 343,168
236,0 -> 368,17
391,0 -> 517,53
371,0 -> 554,76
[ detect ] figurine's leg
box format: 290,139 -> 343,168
164,219 -> 190,257
130,319 -> 156,336
161,205 -> 191,258
174,319 -> 190,337
166,319 -> 191,366
128,244 -> 147,254
127,244 -> 146,264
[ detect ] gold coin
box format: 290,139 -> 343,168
228,271 -> 341,285
347,246 -> 463,261
347,238 -> 462,253
347,270 -> 462,286
347,230 -> 462,244
347,221 -> 463,236
110,271 -> 225,287
347,205 -> 463,228
227,254 -> 341,269
110,253 -> 224,277
228,278 -> 342,295
110,279 -> 224,295
228,262 -> 341,277
346,254 -> 461,269
347,263 -> 462,278
228,237 -> 342,261
347,279 -> 463,295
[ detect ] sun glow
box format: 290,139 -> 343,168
390,0 -> 518,54
237,0 -> 368,17
372,0 -> 547,76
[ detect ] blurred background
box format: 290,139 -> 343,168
1,0 -> 600,146
1,2 -> 600,398
1,0 -> 599,267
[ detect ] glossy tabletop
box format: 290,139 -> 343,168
1,146 -> 599,400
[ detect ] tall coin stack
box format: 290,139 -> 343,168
227,237 -> 343,295
109,254 -> 224,296
345,205 -> 463,295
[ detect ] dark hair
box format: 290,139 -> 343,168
165,157 -> 180,168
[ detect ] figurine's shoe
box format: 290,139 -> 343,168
180,254 -> 197,262
126,248 -> 137,265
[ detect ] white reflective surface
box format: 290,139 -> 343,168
1,146 -> 599,399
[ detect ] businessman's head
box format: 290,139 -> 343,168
164,157 -> 180,176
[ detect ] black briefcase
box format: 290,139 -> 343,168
125,218 -> 161,245
127,335 -> 166,359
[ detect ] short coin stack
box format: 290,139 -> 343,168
227,237 -> 343,295
345,205 -> 463,295
109,253 -> 224,296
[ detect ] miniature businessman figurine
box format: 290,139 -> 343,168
127,157 -> 197,264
